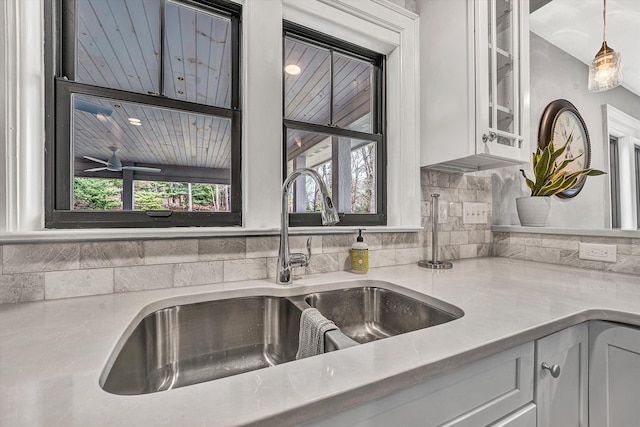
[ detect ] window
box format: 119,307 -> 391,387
283,22 -> 386,226
46,0 -> 241,228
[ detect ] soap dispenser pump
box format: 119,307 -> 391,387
351,229 -> 369,274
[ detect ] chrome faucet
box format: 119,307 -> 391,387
277,168 -> 340,285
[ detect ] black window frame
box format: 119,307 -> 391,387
44,0 -> 242,229
283,21 -> 387,227
609,136 -> 621,229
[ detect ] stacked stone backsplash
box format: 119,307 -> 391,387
421,170 -> 493,261
0,169 -> 492,304
494,232 -> 640,275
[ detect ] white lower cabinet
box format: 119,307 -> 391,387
306,343 -> 534,427
307,320 -> 640,427
490,404 -> 536,427
534,323 -> 589,426
589,320 -> 640,427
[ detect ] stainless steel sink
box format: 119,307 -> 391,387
304,287 -> 462,344
101,284 -> 463,395
102,296 -> 302,395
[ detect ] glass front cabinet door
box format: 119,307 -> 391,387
419,0 -> 530,171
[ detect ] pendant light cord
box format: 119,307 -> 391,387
603,0 -> 607,43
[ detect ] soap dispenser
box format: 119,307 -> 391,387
351,229 -> 369,274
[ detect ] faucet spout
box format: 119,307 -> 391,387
277,168 -> 339,285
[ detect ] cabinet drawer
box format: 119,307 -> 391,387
306,342 -> 534,427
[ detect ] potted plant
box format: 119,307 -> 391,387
517,140 -> 606,226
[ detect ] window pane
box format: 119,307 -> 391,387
72,94 -> 232,211
73,177 -> 123,210
77,0 -> 161,94
164,1 -> 232,108
133,181 -> 230,212
284,38 -> 331,125
333,53 -> 373,132
286,129 -> 376,214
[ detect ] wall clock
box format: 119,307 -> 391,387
538,99 -> 591,199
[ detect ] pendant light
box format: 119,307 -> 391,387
588,0 -> 623,92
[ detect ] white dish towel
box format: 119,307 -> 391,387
296,308 -> 338,359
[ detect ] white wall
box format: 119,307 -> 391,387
492,32 -> 640,229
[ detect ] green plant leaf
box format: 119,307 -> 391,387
519,169 -> 535,194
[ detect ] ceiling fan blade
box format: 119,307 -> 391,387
84,167 -> 108,172
122,166 -> 162,173
83,155 -> 109,166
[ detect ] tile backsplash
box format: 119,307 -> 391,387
0,169 -> 493,304
494,232 -> 640,276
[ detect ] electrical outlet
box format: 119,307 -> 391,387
463,202 -> 488,224
579,243 -> 617,263
438,200 -> 448,224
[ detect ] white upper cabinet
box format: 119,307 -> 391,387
419,0 -> 530,171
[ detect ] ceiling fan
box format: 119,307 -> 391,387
83,147 -> 161,173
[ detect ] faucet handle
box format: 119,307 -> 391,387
289,237 -> 313,268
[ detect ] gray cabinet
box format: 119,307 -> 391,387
534,323 -> 589,426
306,343 -> 534,427
590,320 -> 640,427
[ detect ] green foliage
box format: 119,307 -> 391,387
73,178 -> 122,210
520,140 -> 606,197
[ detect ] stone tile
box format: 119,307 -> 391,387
363,233 -> 383,250
304,253 -> 340,275
541,235 -> 580,251
422,187 -> 458,203
458,189 -> 481,202
173,261 -> 223,287
322,234 -> 354,253
492,232 -> 509,243
45,268 -> 114,300
523,234 -> 542,247
459,244 -> 478,259
246,236 -> 279,258
448,202 -> 463,218
448,174 -> 466,189
466,176 -> 483,190
439,245 -> 460,261
525,246 -> 560,264
436,231 -> 450,246
468,230 -> 488,244
288,235 -> 323,255
223,258 -> 267,282
478,244 -> 492,257
199,237 -> 246,261
144,240 -> 198,265
114,265 -> 174,292
383,232 -> 420,249
559,250 -> 606,270
606,255 -> 640,275
0,273 -> 44,304
369,249 -> 396,268
80,241 -> 144,268
494,243 -> 525,260
337,252 -> 351,271
450,231 -> 469,245
3,243 -> 79,274
395,247 -> 421,265
420,170 -> 439,186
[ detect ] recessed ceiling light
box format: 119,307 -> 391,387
128,118 -> 141,123
285,64 -> 301,75
130,122 -> 142,126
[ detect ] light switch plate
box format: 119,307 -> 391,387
579,242 -> 617,263
463,202 -> 488,224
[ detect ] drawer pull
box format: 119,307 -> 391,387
541,362 -> 561,378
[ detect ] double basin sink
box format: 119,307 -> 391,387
101,280 -> 463,395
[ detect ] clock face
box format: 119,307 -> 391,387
552,110 -> 588,172
538,99 -> 592,199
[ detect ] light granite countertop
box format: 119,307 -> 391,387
2,257 -> 640,426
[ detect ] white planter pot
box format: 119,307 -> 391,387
516,196 -> 551,227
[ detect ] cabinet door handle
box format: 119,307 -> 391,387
482,132 -> 497,142
541,362 -> 561,378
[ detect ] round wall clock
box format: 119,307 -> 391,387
538,99 -> 591,199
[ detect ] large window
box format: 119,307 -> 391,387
283,22 -> 386,226
46,0 -> 241,228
